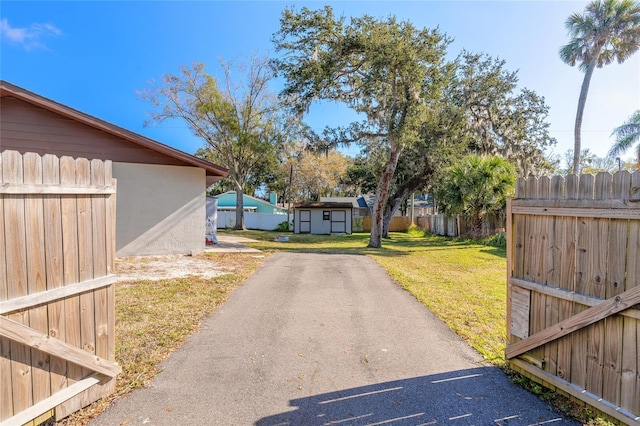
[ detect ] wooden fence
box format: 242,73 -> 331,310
417,213 -> 505,237
362,216 -> 411,232
1,151 -> 120,425
506,171 -> 640,425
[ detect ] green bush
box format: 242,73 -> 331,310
483,232 -> 506,248
406,224 -> 427,237
274,220 -> 290,232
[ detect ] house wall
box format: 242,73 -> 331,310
1,95 -> 216,257
216,211 -> 289,231
0,96 -> 189,166
216,192 -> 287,214
113,163 -> 206,256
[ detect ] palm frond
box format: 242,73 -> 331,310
608,110 -> 640,157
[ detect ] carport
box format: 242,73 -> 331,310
293,202 -> 353,234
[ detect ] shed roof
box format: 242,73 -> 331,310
294,202 -> 354,209
320,197 -> 365,209
0,80 -> 228,185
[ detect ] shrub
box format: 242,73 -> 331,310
274,220 -> 290,232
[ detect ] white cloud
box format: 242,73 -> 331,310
0,18 -> 62,50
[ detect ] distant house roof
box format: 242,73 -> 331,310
294,202 -> 354,209
0,80 -> 228,186
320,197 -> 365,209
214,191 -> 288,214
356,197 -> 369,208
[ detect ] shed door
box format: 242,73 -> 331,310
299,210 -> 311,233
331,210 -> 346,233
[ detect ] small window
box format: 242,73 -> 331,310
323,211 -> 330,221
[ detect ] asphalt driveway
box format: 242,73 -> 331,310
92,252 -> 577,425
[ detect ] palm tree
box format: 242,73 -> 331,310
559,0 -> 640,174
435,155 -> 517,237
609,110 -> 640,166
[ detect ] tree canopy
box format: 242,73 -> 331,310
341,51 -> 556,237
139,56 -> 291,229
434,155 -> 517,236
272,6 -> 451,247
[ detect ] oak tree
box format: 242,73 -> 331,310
272,6 -> 451,247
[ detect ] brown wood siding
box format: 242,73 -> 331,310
1,97 -> 190,167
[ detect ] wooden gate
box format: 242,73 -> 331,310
506,171 -> 640,424
1,151 -> 120,425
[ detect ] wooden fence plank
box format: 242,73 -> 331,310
91,160 -> 109,364
557,175 -> 578,383
59,156 -> 83,393
3,150 -> 34,415
510,178 -> 528,345
511,196 -> 640,210
621,172 -> 640,412
0,375 -> 101,426
0,337 -> 12,421
544,176 -> 564,376
0,150 -> 13,420
506,284 -> 640,360
0,182 -> 116,195
510,278 -> 640,320
584,173 -> 610,397
23,152 -> 52,406
0,316 -> 120,377
527,177 -> 548,364
571,174 -> 595,390
0,275 -> 117,315
42,154 -> 68,395
105,169 -> 116,362
602,171 -> 631,407
76,158 -> 96,367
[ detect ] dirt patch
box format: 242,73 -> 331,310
116,254 -> 225,281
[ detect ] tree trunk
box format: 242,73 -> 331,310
234,181 -> 245,230
382,187 -> 410,238
573,61 -> 596,175
470,213 -> 484,237
368,143 -> 403,248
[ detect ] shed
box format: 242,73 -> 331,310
0,80 -> 228,257
293,202 -> 353,234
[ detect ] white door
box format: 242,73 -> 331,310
331,210 -> 346,233
299,210 -> 311,233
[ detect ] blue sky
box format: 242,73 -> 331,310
2,1 -> 639,164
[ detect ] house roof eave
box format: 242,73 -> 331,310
0,80 -> 228,179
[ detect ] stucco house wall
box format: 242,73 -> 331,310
0,80 -> 227,257
113,163 -> 206,256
